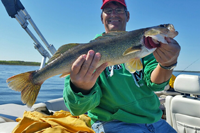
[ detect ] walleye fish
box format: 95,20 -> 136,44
7,24 -> 178,107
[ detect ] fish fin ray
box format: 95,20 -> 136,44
6,71 -> 42,107
48,43 -> 80,63
123,45 -> 142,56
125,58 -> 143,73
60,72 -> 70,78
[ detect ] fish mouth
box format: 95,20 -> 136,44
143,36 -> 160,49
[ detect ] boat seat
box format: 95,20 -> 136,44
33,98 -> 69,114
44,98 -> 69,111
0,98 -> 68,121
0,117 -> 6,123
165,74 -> 200,132
155,84 -> 181,97
0,122 -> 18,133
0,104 -> 33,121
0,98 -> 69,132
155,84 -> 181,119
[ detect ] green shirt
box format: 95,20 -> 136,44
63,33 -> 169,125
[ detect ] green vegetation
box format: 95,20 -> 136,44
0,60 -> 40,66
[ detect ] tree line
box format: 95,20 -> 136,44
0,60 -> 40,66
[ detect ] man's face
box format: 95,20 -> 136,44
101,2 -> 130,33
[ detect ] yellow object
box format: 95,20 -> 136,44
169,74 -> 176,88
12,110 -> 95,133
125,58 -> 143,73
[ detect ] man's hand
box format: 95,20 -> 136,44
145,37 -> 181,84
153,37 -> 180,67
70,50 -> 108,93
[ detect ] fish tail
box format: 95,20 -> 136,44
6,71 -> 42,107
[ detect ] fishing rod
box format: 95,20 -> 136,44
176,58 -> 200,75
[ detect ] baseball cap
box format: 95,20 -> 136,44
101,0 -> 127,9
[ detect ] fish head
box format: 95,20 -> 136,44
159,24 -> 178,38
144,24 -> 178,44
123,24 -> 178,73
138,24 -> 178,58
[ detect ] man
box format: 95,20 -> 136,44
63,0 -> 180,132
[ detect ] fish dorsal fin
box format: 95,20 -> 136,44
125,58 -> 143,73
91,31 -> 127,42
123,45 -> 142,56
48,43 -> 80,63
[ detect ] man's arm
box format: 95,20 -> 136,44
63,76 -> 103,116
151,37 -> 180,84
63,50 -> 107,115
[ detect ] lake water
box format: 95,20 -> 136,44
0,65 -> 65,105
0,65 -> 200,105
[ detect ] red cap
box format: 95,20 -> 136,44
101,0 -> 127,9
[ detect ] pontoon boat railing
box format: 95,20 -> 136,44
1,0 -> 56,69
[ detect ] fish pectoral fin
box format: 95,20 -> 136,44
125,58 -> 143,73
48,43 -> 80,63
60,72 -> 70,78
123,45 -> 142,56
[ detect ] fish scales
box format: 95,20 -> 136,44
34,30 -> 142,82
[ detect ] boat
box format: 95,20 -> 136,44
1,0 -> 200,133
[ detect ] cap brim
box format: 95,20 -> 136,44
101,0 -> 127,9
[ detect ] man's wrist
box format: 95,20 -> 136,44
70,81 -> 91,95
159,62 -> 177,70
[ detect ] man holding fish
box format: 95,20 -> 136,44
63,0 -> 180,132
6,0 -> 180,132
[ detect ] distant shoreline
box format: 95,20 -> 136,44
173,70 -> 200,73
0,60 -> 199,73
0,60 -> 40,66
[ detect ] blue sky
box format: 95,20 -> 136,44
0,0 -> 200,71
